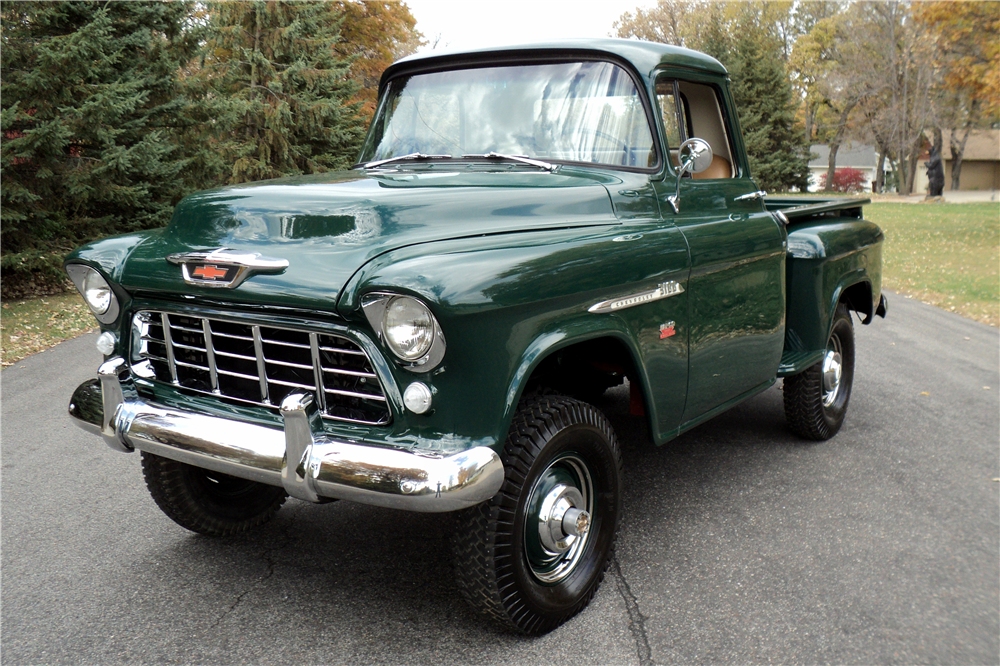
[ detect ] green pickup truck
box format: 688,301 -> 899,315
67,39 -> 887,634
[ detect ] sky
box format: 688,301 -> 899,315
403,0 -> 659,53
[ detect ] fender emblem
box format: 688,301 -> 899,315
167,248 -> 288,289
588,280 -> 685,314
659,322 -> 676,339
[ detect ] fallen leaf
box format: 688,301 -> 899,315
919,391 -> 930,396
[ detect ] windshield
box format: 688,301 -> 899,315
358,61 -> 658,170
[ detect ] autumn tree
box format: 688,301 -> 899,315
791,8 -> 869,191
189,1 -> 367,185
914,1 -> 1000,190
1,1 -> 200,298
332,1 -> 423,120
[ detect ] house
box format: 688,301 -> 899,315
807,143 -> 890,193
914,129 -> 1000,193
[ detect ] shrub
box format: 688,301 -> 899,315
820,167 -> 868,193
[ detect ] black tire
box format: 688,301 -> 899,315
453,396 -> 623,634
141,452 -> 286,536
784,303 -> 855,440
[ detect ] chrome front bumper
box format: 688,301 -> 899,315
68,358 -> 504,512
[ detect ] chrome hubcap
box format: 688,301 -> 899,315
822,349 -> 843,407
538,485 -> 590,553
525,455 -> 593,584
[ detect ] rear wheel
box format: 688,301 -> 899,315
141,452 -> 286,536
784,304 -> 855,440
453,396 -> 623,634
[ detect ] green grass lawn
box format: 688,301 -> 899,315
1,201 -> 997,366
866,202 -> 999,327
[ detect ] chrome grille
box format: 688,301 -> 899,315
131,311 -> 391,425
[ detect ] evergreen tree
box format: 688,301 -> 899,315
723,21 -> 811,192
191,1 -> 367,185
1,1 -> 200,298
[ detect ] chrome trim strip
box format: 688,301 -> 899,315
319,346 -> 367,356
69,371 -> 504,512
322,367 -> 378,379
160,313 -> 179,383
588,280 -> 685,314
202,319 -> 219,393
251,325 -> 270,404
324,387 -> 387,402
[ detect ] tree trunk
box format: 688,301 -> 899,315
823,100 -> 858,192
949,123 -> 973,191
874,146 -> 888,193
901,133 -> 924,196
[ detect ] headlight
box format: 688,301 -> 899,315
362,293 -> 446,371
66,264 -> 121,324
82,270 -> 112,314
384,296 -> 434,360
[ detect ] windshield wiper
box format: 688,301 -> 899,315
462,152 -> 555,172
359,152 -> 452,169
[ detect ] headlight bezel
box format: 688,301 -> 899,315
362,293 -> 446,372
66,263 -> 121,324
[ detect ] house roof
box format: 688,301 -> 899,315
808,143 -> 880,169
942,129 -> 1000,162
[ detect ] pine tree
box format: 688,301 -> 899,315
724,26 -> 811,192
697,6 -> 811,192
1,1 -> 200,298
191,1 -> 367,185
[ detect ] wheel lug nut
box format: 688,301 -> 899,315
562,507 -> 590,537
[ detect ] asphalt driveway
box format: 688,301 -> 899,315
2,292 -> 997,665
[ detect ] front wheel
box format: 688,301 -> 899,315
783,303 -> 856,440
141,452 -> 287,536
453,396 -> 623,634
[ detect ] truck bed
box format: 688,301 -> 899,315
766,197 -> 870,223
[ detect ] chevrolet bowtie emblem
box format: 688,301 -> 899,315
167,249 -> 288,289
192,264 -> 230,280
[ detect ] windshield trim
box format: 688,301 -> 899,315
355,53 -> 663,175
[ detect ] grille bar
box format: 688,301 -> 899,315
132,311 -> 391,426
161,313 -> 179,383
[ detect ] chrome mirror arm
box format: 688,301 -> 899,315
667,156 -> 695,214
666,138 -> 714,214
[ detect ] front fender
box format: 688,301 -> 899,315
336,224 -> 685,453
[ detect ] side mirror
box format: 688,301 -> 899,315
667,138 -> 713,213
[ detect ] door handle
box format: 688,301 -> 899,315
734,190 -> 767,202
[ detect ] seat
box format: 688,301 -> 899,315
692,155 -> 732,180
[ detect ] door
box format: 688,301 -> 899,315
652,76 -> 787,423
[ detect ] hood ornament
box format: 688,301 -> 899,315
167,248 -> 288,289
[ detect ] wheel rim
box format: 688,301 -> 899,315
822,335 -> 844,408
523,453 -> 594,584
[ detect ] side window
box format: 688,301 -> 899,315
655,81 -> 689,153
655,77 -> 735,179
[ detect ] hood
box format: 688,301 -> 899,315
120,168 -> 620,312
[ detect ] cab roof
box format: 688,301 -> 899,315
380,38 -> 728,93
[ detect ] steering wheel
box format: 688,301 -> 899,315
592,131 -> 634,166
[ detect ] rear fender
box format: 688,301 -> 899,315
784,219 -> 884,357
